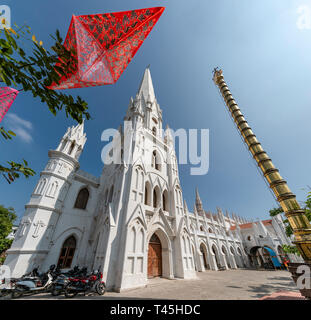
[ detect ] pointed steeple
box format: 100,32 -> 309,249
193,205 -> 198,216
195,188 -> 204,216
137,66 -> 155,103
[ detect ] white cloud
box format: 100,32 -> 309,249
297,5 -> 311,30
6,113 -> 32,130
5,113 -> 33,143
13,127 -> 33,143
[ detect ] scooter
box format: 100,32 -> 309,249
11,265 -> 56,299
0,267 -> 40,297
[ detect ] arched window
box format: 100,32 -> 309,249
153,186 -> 160,208
152,151 -> 156,168
35,178 -> 47,195
68,141 -> 75,155
108,186 -> 114,203
47,181 -> 58,197
60,139 -> 67,152
152,127 -> 157,136
162,190 -> 168,211
208,228 -> 213,233
230,246 -> 235,255
57,236 -> 76,269
135,168 -> 139,189
74,188 -> 89,209
144,181 -> 151,206
200,225 -> 204,232
153,189 -> 158,208
152,150 -> 161,171
130,227 -> 136,253
138,229 -> 145,253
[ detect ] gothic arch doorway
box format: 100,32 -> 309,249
57,235 -> 76,269
148,233 -> 162,278
200,243 -> 210,270
249,246 -> 274,269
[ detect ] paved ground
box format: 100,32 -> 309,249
2,269 -> 303,300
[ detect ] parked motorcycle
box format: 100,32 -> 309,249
1,267 -> 40,297
11,265 -> 56,299
51,266 -> 87,296
64,267 -> 106,298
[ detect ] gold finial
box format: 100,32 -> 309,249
212,67 -> 223,83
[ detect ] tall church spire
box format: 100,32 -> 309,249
131,67 -> 163,135
137,66 -> 155,102
195,188 -> 204,216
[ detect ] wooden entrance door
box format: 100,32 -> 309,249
148,234 -> 162,278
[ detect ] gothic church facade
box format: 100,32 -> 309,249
4,68 -> 299,292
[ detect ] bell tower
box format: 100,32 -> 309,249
4,122 -> 87,277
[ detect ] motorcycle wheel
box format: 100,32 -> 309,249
95,281 -> 106,295
0,289 -> 9,297
64,284 -> 78,298
11,290 -> 23,299
51,286 -> 62,296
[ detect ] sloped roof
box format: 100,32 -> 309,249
230,219 -> 272,231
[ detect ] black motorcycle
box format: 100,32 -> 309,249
51,266 -> 87,296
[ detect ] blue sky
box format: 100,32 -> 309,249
1,0 -> 311,222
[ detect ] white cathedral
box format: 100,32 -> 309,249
4,68 -> 301,292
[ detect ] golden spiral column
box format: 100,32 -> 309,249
213,68 -> 311,263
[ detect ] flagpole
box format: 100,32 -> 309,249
212,68 -> 311,264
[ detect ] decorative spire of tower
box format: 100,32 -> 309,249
226,211 -> 232,226
137,66 -> 155,102
165,124 -> 174,147
133,96 -> 144,116
183,199 -> 189,214
56,121 -> 87,161
195,188 -> 204,216
131,67 -> 163,133
257,220 -> 268,237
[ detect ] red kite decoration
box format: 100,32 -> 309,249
0,87 -> 19,123
48,7 -> 165,90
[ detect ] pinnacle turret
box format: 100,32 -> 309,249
56,121 -> 87,160
195,188 -> 204,216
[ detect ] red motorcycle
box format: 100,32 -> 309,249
64,267 -> 106,298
